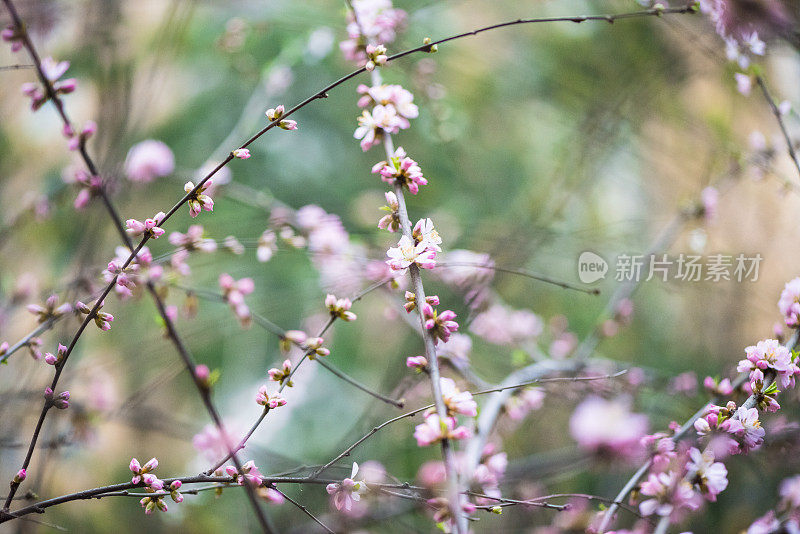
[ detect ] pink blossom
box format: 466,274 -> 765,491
27,294 -> 72,323
192,424 -> 242,463
67,121 -> 97,151
257,230 -> 277,262
326,463 -> 367,512
219,274 -> 254,328
371,146 -> 428,194
12,469 -> 26,483
125,140 -> 175,183
325,294 -> 357,321
378,191 -> 401,231
746,511 -> 781,534
169,225 -> 217,252
129,457 -> 159,485
731,406 -> 766,454
255,385 -> 287,409
386,235 -> 436,271
44,387 -> 70,409
226,460 -> 263,486
413,414 -> 471,447
232,148 -> 251,159
268,359 -> 294,387
75,299 -> 114,331
505,387 -> 545,421
125,212 -> 166,239
2,24 -> 23,52
469,304 -> 543,346
421,302 -> 459,345
703,376 -> 734,396
735,72 -> 752,96
569,396 -> 649,459
780,475 -> 800,509
738,338 -> 799,390
412,218 -> 442,252
354,105 -> 402,151
184,180 -> 214,217
438,377 -> 477,417
406,355 -> 428,371
365,43 -> 388,71
340,0 -> 405,63
639,470 -> 699,518
778,277 -> 800,327
357,84 -> 418,125
686,447 -> 728,501
266,105 -> 298,130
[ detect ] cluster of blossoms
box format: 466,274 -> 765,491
737,338 -> 799,391
66,121 -> 97,152
75,299 -> 114,331
21,57 -> 76,111
125,212 -> 166,239
294,204 -> 367,294
268,359 -> 293,387
340,0 -> 405,64
255,385 -> 286,409
219,273 -> 254,328
43,343 -> 67,366
168,224 -> 217,276
694,401 -> 766,455
377,191 -> 401,232
634,443 -> 729,522
125,140 -> 175,183
265,104 -> 298,130
469,303 -> 544,347
421,301 -> 459,345
747,475 -> 800,533
183,180 -> 215,217
325,294 -> 357,321
43,386 -> 70,409
103,246 -> 162,299
385,218 -> 441,272
27,294 -> 72,324
569,395 -> 649,460
326,462 -> 368,512
779,277 -> 800,327
225,460 -> 264,487
354,84 -> 418,151
414,378 -> 475,446
372,147 -> 428,195
66,169 -> 104,210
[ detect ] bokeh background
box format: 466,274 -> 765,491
2,0 -> 800,532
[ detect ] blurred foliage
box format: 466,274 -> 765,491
2,0 -> 800,532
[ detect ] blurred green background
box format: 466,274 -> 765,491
2,0 -> 800,532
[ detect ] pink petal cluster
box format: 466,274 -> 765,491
43,387 -> 70,409
685,447 -> 728,502
638,470 -> 700,518
27,294 -> 72,323
125,140 -> 175,183
778,277 -> 800,327
437,377 -> 477,417
326,463 -> 367,513
353,85 -> 417,151
569,396 -> 649,459
371,147 -> 428,193
325,294 -> 357,321
296,204 -> 365,294
255,385 -> 287,409
413,414 -> 471,447
421,302 -> 459,345
386,235 -> 436,271
2,24 -> 23,52
737,338 -> 799,390
377,191 -> 401,231
21,57 -> 75,111
266,105 -> 298,130
129,457 -> 162,489
219,273 -> 254,328
469,303 -> 543,346
340,0 -> 405,63
69,169 -> 103,210
126,212 -> 166,239
268,359 -> 293,387
184,180 -> 215,217
75,299 -> 114,331
226,460 -> 263,486
169,225 -> 218,253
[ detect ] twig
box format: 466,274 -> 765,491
756,76 -> 800,181
273,488 -> 335,534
